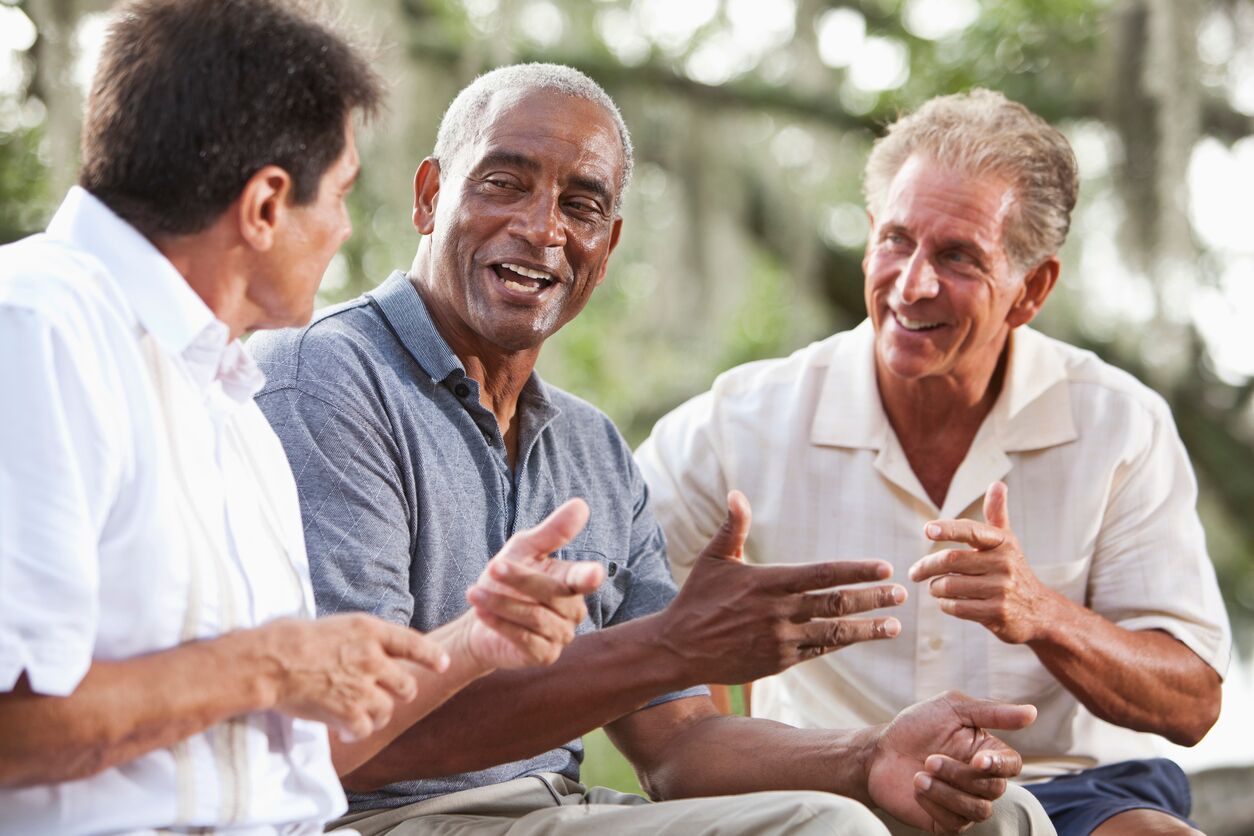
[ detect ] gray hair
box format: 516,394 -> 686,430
433,63 -> 634,215
864,89 -> 1079,269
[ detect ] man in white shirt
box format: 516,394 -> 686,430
0,2 -> 601,833
638,90 -> 1231,836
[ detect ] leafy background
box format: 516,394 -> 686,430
2,0 -> 1253,828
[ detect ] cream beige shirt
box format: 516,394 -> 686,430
637,320 -> 1231,780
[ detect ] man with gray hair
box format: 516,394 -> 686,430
638,89 -> 1231,836
252,67 -> 1054,834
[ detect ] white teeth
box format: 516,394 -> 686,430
502,278 -> 542,295
501,262 -> 553,281
895,313 -> 942,331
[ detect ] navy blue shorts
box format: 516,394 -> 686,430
1024,758 -> 1194,836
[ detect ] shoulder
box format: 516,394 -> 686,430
545,382 -> 631,451
0,234 -> 120,329
250,294 -> 401,398
1035,331 -> 1174,428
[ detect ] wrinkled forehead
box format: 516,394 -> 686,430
879,155 -> 1017,243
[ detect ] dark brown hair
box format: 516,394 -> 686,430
79,0 -> 381,236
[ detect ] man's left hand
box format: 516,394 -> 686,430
909,481 -> 1055,645
867,692 -> 1036,834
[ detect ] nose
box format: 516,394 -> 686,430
896,252 -> 939,304
510,191 -> 566,249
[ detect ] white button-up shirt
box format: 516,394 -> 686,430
637,320 -> 1232,780
0,188 -> 345,833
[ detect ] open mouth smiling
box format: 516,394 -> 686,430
491,262 -> 558,296
892,310 -> 945,332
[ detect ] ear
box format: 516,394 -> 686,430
1007,256 -> 1060,328
412,157 -> 441,235
238,165 -> 293,252
592,217 -> 624,288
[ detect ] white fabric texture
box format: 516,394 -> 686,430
0,187 -> 344,834
637,319 -> 1232,781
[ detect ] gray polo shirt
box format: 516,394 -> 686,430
250,271 -> 703,811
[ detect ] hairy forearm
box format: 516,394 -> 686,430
621,711 -> 875,803
0,630 -> 276,787
1029,593 -> 1221,745
343,613 -> 691,791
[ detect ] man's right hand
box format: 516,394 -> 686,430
659,490 -> 905,684
256,614 -> 450,743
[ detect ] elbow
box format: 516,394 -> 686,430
1163,678 -> 1222,747
0,742 -> 113,788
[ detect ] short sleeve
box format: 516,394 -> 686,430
0,306 -> 114,695
255,385 -> 416,626
634,390 -> 730,583
1088,398 -> 1232,677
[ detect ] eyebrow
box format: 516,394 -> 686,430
474,150 -> 615,210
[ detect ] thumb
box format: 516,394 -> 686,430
500,498 -> 590,563
704,490 -> 751,561
954,695 -> 1037,732
983,481 -> 1010,530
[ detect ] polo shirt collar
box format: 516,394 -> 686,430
811,319 -> 1077,515
46,187 -> 263,402
368,270 -> 560,425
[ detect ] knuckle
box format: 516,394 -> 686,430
830,620 -> 852,646
831,592 -> 850,617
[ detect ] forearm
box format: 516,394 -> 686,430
625,711 -> 876,803
1029,592 -> 1221,744
332,614 -> 492,776
343,612 -> 691,791
0,629 -> 277,787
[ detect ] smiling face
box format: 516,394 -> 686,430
863,154 -> 1032,387
413,88 -> 624,354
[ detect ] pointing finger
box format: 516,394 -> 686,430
924,519 -> 1006,551
497,498 -> 591,564
908,548 -> 985,583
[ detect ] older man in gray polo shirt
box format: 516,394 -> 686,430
251,64 -> 1055,835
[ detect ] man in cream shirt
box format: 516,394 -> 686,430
0,1 -> 600,833
638,90 -> 1230,836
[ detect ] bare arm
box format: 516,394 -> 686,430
914,481 -> 1221,746
0,614 -> 448,787
607,691 -> 1037,835
344,492 -> 904,791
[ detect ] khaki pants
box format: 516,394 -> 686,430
875,784 -> 1057,836
331,772 -> 889,835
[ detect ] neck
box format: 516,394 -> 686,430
408,271 -> 538,433
153,229 -> 258,341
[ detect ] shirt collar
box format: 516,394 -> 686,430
46,187 -> 263,402
811,319 -> 1076,454
367,270 -> 560,422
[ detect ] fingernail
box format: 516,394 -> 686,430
916,773 -> 932,791
438,652 -> 451,672
883,618 -> 901,637
926,755 -> 943,772
467,588 -> 485,603
926,523 -> 941,538
492,561 -> 512,578
892,586 -> 906,603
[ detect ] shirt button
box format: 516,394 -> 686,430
607,562 -> 618,577
928,636 -> 943,651
454,383 -> 471,398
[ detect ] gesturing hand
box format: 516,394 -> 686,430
867,692 -> 1036,834
262,613 -> 452,743
662,490 -> 905,684
909,481 -> 1054,645
462,498 -> 605,670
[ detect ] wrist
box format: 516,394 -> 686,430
1025,585 -> 1080,647
844,724 -> 882,806
432,612 -> 498,682
221,621 -> 290,712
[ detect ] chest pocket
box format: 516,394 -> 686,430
558,548 -> 630,631
986,557 -> 1090,702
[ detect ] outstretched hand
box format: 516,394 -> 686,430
910,481 -> 1056,645
463,498 -> 605,670
867,691 -> 1036,834
662,490 -> 906,684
